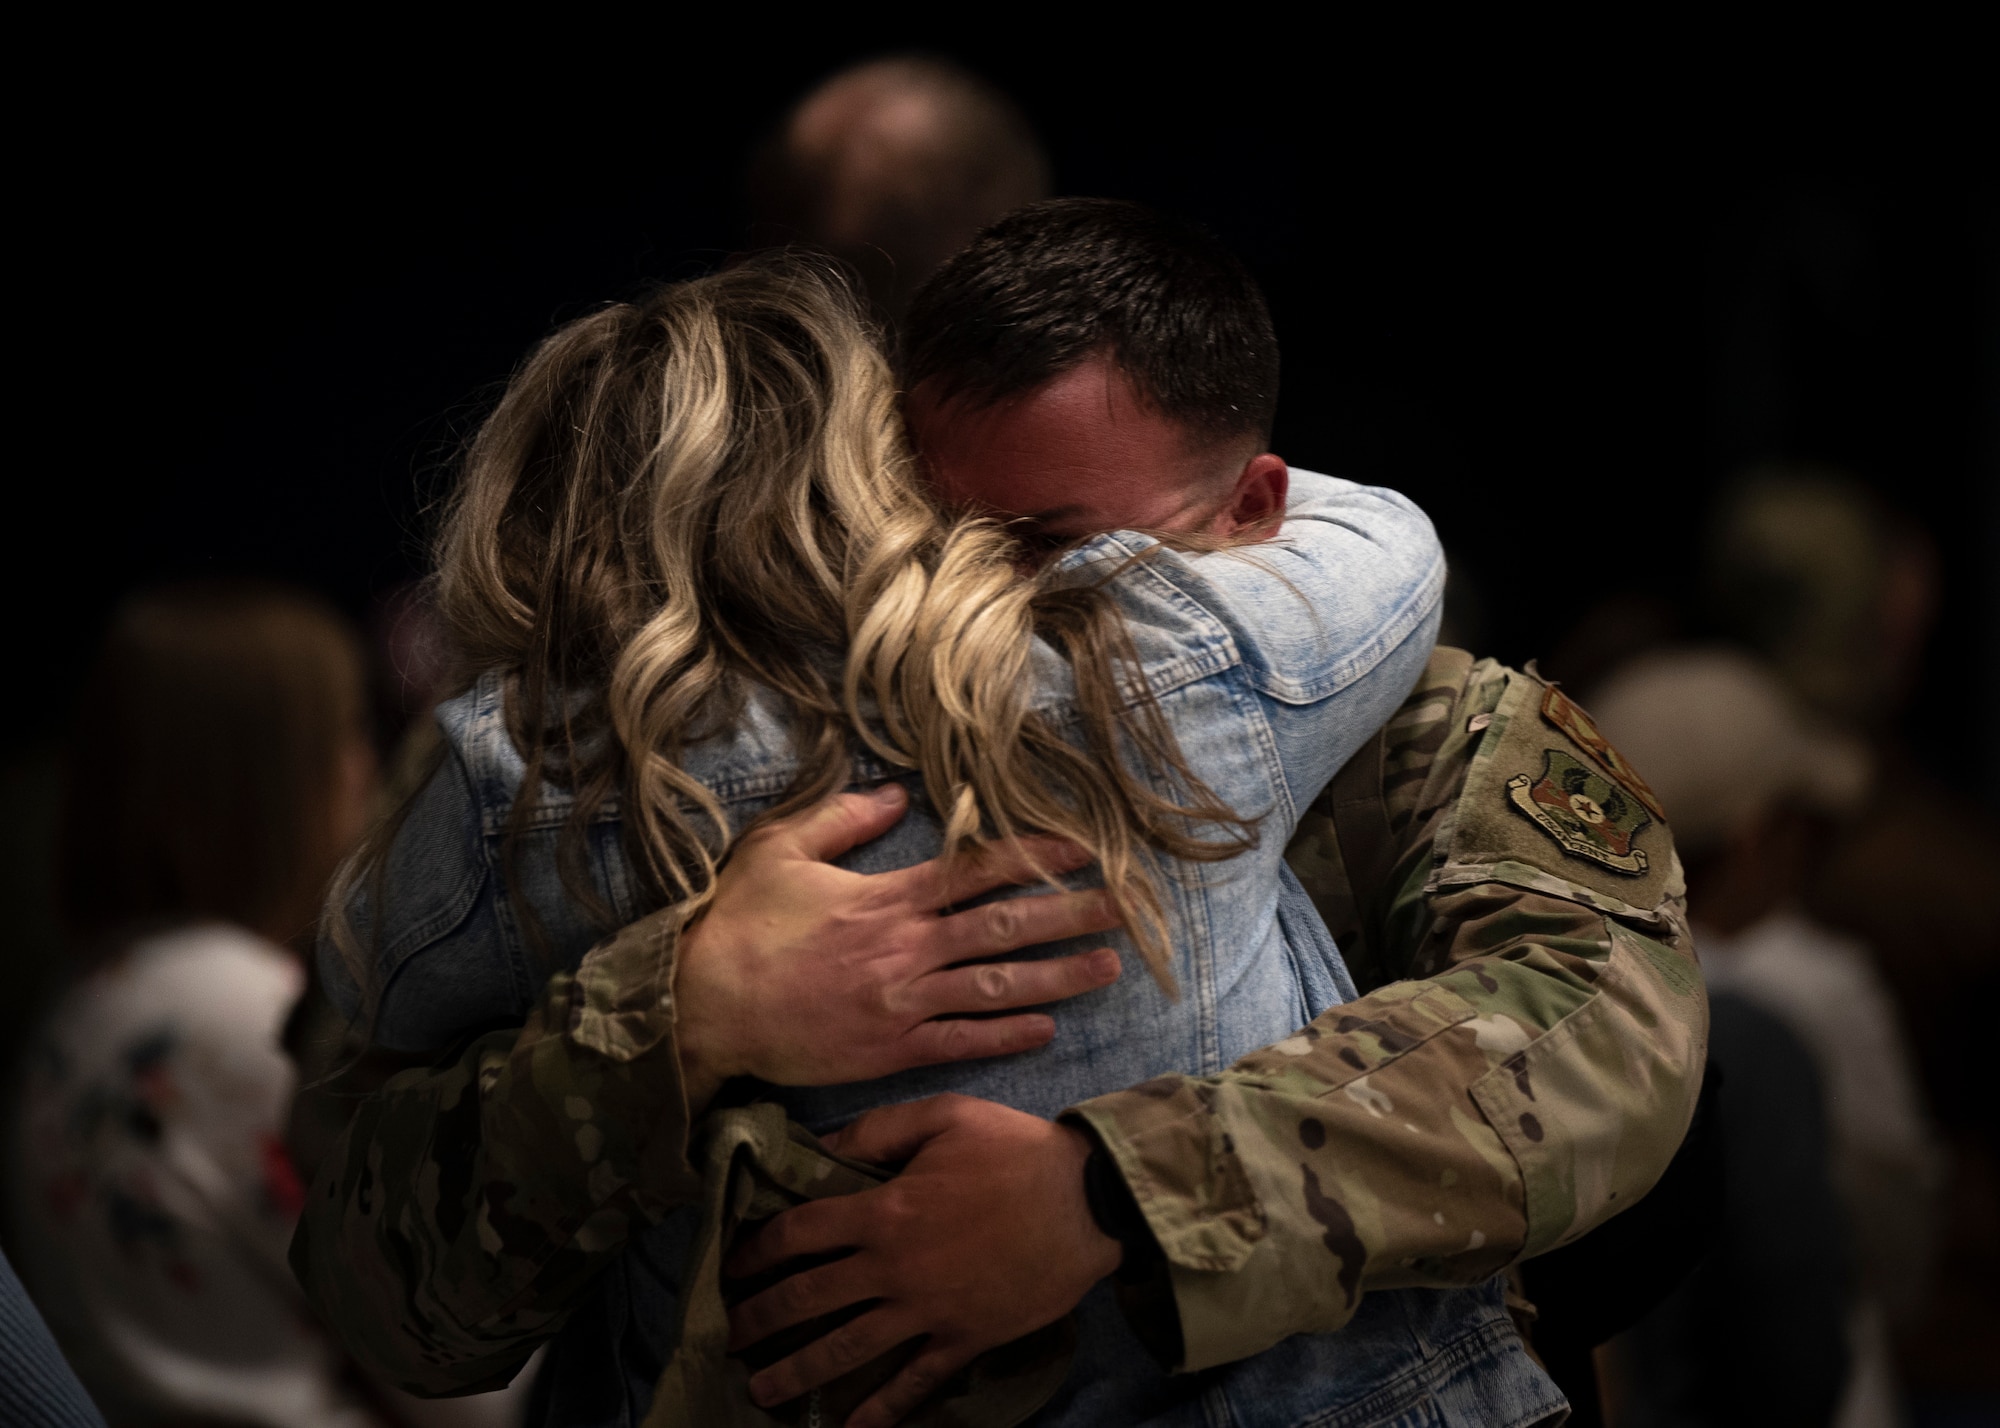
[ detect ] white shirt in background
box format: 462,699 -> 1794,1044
9,923 -> 534,1428
1698,909 -> 1944,1428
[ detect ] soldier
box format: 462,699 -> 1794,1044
718,649 -> 1700,1427
293,202 -> 1703,1426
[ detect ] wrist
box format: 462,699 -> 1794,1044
671,918 -> 745,1113
676,1039 -> 727,1117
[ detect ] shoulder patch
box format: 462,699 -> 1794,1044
1539,686 -> 1666,822
1506,750 -> 1652,875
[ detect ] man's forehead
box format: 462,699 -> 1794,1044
913,356 -> 1152,429
904,354 -> 1253,539
908,358 -> 1216,464
912,376 -> 1176,501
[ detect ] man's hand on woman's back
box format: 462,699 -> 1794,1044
294,784 -> 1128,1393
674,782 -> 1126,1110
725,1094 -> 1120,1428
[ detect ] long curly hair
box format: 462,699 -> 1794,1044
337,254 -> 1252,1009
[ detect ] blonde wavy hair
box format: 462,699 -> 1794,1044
346,255 -> 1251,1005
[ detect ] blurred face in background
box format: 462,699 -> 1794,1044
328,727 -> 381,886
60,582 -> 380,954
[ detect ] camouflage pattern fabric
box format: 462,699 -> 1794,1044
645,1104 -> 1072,1428
289,905 -> 703,1392
292,649 -> 1706,1396
1064,649 -> 1709,1371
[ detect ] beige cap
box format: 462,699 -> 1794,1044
1587,647 -> 1871,857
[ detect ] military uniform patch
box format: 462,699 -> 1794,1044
1507,750 -> 1652,874
1539,686 -> 1666,823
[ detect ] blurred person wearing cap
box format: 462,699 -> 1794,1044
745,56 -> 1051,325
1592,648 -> 1943,1428
1708,471 -> 2000,1411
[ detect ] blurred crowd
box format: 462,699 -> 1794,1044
1555,470 -> 2000,1428
1,56 -> 1993,1428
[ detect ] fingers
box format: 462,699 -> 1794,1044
746,1304 -> 921,1410
926,890 -> 1121,967
768,784 -> 910,863
818,1094 -> 976,1167
725,1195 -> 867,1279
904,835 -> 1095,911
846,1344 -> 983,1428
912,948 -> 1119,1027
728,1255 -> 877,1352
892,1014 -> 1057,1069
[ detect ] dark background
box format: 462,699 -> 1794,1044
19,32 -> 1997,798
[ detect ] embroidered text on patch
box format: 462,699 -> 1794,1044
1506,749 -> 1652,874
1539,686 -> 1667,823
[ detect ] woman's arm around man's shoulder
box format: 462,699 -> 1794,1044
1060,469 -> 1448,818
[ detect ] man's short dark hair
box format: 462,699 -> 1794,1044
902,198 -> 1279,445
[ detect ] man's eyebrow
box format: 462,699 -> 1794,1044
1019,505 -> 1085,526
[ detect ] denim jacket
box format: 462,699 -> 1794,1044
332,472 -> 1563,1427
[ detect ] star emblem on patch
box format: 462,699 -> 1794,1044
1506,749 -> 1652,874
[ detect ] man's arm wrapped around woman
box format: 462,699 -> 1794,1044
294,651 -> 1708,1391
1066,649 -> 1709,1370
290,908 -> 701,1393
288,783 -> 1123,1395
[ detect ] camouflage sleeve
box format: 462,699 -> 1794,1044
1066,650 -> 1708,1372
289,906 -> 703,1394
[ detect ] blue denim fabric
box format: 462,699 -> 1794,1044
331,472 -> 1563,1427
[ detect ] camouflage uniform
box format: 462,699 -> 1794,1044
290,901 -> 705,1391
291,649 -> 1706,1394
1066,648 -> 1707,1370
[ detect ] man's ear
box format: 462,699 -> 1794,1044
1219,454 -> 1289,535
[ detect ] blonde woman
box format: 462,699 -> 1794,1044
316,254 -> 1444,1425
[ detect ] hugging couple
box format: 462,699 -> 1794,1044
296,199 -> 1704,1428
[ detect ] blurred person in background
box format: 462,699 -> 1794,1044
1592,648 -> 1942,1428
745,55 -> 1051,324
1707,471 -> 2000,1417
5,582 -> 522,1427
363,579 -> 458,819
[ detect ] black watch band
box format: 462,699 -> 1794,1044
1081,1139 -> 1161,1273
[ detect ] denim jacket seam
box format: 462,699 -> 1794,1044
367,755 -> 491,989
1265,556 -> 1443,704
369,863 -> 489,992
1278,1282 -> 1539,1428
1145,545 -> 1445,707
1062,533 -> 1244,701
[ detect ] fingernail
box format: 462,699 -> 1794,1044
1091,949 -> 1121,980
869,782 -> 908,806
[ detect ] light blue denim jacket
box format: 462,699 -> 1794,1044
332,472 -> 1564,1428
